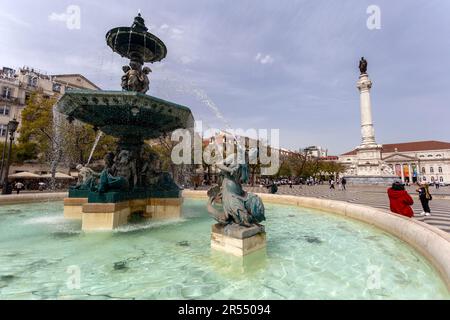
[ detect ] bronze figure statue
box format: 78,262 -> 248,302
121,61 -> 152,93
359,57 -> 368,74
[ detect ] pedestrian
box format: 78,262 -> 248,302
289,179 -> 293,189
329,179 -> 335,190
38,182 -> 46,191
14,181 -> 24,194
387,181 -> 414,218
417,182 -> 432,216
267,181 -> 278,194
435,180 -> 440,189
341,177 -> 347,191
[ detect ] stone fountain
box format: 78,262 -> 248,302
57,14 -> 194,231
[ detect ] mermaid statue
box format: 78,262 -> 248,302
207,148 -> 265,228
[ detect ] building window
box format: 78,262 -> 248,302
27,76 -> 38,87
2,87 -> 11,99
0,124 -> 7,137
1,105 -> 9,115
438,167 -> 443,173
440,177 -> 444,182
52,83 -> 61,93
422,177 -> 427,181
430,167 -> 434,173
0,105 -> 10,116
422,167 -> 426,174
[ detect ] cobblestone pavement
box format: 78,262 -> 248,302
243,185 -> 450,233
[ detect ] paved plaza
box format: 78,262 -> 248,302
243,185 -> 450,233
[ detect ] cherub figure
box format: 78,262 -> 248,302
121,66 -> 131,90
121,61 -> 151,93
73,164 -> 99,190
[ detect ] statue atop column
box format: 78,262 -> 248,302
359,57 -> 368,74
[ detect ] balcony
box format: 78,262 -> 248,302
0,96 -> 23,105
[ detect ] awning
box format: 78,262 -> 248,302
8,172 -> 41,179
41,172 -> 75,179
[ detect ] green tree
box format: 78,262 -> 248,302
18,92 -> 116,188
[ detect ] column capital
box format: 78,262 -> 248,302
357,74 -> 372,91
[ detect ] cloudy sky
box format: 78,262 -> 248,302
1,0 -> 449,154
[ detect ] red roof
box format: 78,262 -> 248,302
341,140 -> 450,156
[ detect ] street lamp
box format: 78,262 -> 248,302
1,117 -> 19,195
0,122 -> 10,183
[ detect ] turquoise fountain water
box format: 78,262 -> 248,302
0,199 -> 448,300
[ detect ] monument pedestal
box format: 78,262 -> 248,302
211,224 -> 266,257
69,197 -> 183,231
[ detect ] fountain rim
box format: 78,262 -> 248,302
105,27 -> 167,63
183,190 -> 450,292
0,191 -> 449,291
57,89 -> 193,113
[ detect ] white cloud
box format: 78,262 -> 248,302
159,24 -> 170,31
255,52 -> 274,65
180,56 -> 194,65
157,24 -> 184,39
172,28 -> 184,35
0,11 -> 31,28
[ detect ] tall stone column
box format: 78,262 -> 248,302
357,73 -> 377,147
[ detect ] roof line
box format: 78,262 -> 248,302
51,74 -> 101,90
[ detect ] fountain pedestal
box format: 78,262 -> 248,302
80,197 -> 183,231
63,197 -> 88,219
211,224 -> 266,257
55,14 -> 194,232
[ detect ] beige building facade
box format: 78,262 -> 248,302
0,66 -> 99,139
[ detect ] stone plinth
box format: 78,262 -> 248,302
63,198 -> 88,220
211,224 -> 266,257
75,197 -> 183,231
145,198 -> 183,219
82,202 -> 130,231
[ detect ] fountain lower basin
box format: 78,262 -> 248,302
0,196 -> 449,299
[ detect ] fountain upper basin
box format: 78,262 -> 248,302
56,90 -> 194,139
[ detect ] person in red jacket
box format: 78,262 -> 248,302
387,181 -> 414,218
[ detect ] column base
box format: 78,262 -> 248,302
211,223 -> 267,257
